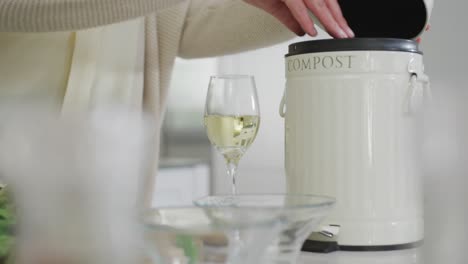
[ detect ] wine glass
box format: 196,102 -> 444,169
204,75 -> 260,195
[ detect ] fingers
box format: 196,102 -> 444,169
282,0 -> 318,36
304,0 -> 353,38
325,0 -> 354,37
269,2 -> 306,36
416,24 -> 431,43
247,0 -> 353,38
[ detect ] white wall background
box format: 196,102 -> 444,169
419,0 -> 468,262
160,58 -> 216,159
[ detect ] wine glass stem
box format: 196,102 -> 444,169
226,161 -> 239,195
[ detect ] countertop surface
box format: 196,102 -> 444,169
159,157 -> 209,169
298,249 -> 421,264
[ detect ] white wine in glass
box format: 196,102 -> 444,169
204,75 -> 260,195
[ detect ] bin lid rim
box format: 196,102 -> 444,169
286,38 -> 422,57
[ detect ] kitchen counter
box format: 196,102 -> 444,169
299,248 -> 420,264
154,158 -> 210,207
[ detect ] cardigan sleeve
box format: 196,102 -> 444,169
0,0 -> 183,32
178,0 -> 295,59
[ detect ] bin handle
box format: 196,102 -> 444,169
404,73 -> 431,114
279,87 -> 286,118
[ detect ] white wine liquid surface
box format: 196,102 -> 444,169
204,115 -> 260,164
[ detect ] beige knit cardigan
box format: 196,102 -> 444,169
0,0 -> 295,206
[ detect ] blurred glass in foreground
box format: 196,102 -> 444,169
0,105 -> 155,264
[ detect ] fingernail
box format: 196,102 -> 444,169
338,28 -> 347,38
345,27 -> 355,38
309,26 -> 318,36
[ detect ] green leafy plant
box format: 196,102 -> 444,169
0,185 -> 15,263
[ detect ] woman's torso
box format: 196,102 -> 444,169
0,32 -> 75,110
0,18 -> 146,112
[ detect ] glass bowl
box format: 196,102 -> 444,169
194,194 -> 335,264
142,207 -> 285,264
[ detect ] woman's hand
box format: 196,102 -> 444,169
416,24 -> 431,43
244,0 -> 354,38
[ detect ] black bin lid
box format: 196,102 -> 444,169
338,0 -> 427,39
287,38 -> 422,56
